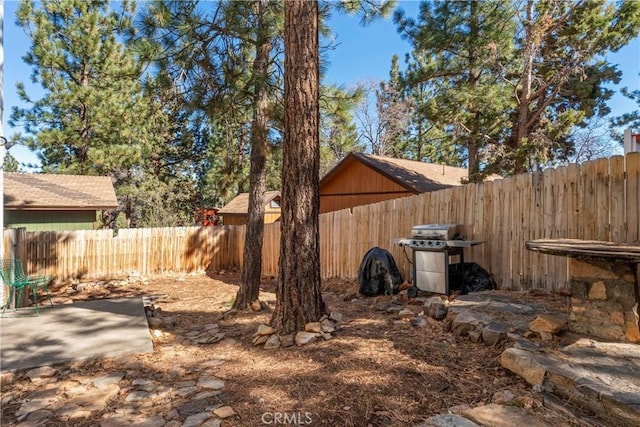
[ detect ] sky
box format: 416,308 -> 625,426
1,0 -> 639,171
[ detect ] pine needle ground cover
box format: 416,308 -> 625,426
1,273 -> 579,426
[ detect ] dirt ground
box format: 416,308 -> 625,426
2,272 -> 581,426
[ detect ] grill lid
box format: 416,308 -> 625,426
412,224 -> 462,240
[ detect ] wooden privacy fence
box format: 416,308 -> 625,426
3,153 -> 639,290
2,226 -> 242,281
253,153 -> 639,291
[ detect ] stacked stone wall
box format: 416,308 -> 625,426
569,259 -> 639,343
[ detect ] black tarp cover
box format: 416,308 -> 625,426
448,262 -> 496,294
358,247 -> 404,296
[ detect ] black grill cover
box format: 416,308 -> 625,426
358,247 -> 404,296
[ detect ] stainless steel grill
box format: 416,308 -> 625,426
396,224 -> 484,294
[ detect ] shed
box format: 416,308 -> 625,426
3,173 -> 118,231
218,191 -> 281,226
319,153 -> 493,214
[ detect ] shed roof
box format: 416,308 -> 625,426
4,173 -> 118,210
218,191 -> 281,215
321,153 -> 480,193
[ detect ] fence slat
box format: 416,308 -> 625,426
626,153 -> 640,243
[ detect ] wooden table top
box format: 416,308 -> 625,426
525,239 -> 640,262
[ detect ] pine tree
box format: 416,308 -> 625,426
235,0 -> 283,310
320,84 -> 365,175
396,0 -> 515,181
10,0 -> 165,178
611,79 -> 640,141
272,0 -> 395,333
272,0 -> 325,334
395,0 -> 640,177
507,0 -> 640,173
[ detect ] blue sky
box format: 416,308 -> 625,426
2,0 -> 639,169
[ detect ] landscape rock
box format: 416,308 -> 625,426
197,377 -> 225,390
447,404 -> 472,414
93,372 -> 124,388
264,334 -> 281,349
23,408 -> 54,422
256,324 -> 276,336
213,406 -> 235,418
305,322 -> 323,333
280,334 -> 295,347
412,316 -> 428,328
528,313 -> 568,335
424,296 -> 448,320
500,348 -> 547,386
416,414 -> 479,427
463,403 -> 549,427
196,332 -> 225,344
295,331 -> 319,346
183,412 -> 212,427
482,322 -> 510,346
26,366 -> 58,381
539,331 -> 554,341
468,328 -> 483,343
451,310 -> 492,337
253,334 -> 269,346
321,319 -> 336,333
588,281 -> 607,300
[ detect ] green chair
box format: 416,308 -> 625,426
1,259 -> 53,317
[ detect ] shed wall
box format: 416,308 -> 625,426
4,210 -> 98,231
320,161 -> 413,213
222,212 -> 280,226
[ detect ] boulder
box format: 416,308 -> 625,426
482,322 -> 510,346
424,296 -> 448,320
451,310 -> 492,337
500,348 -> 547,386
305,322 -> 323,333
463,403 -> 549,427
295,331 -> 319,346
255,324 -> 275,336
528,313 -> 568,335
264,335 -> 281,350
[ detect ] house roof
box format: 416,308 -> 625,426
4,173 -> 118,210
218,191 -> 281,215
320,153 -> 480,193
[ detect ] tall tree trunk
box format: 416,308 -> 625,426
467,0 -> 481,183
234,0 -> 272,310
513,0 -> 535,175
272,0 -> 325,334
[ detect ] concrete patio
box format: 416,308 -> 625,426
0,297 -> 153,372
